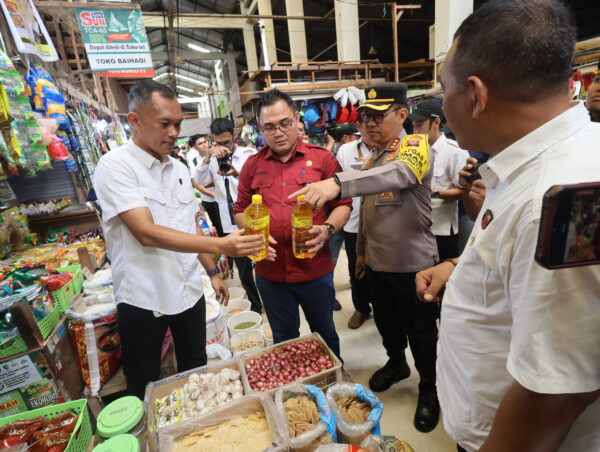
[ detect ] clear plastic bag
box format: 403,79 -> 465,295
157,392 -> 287,452
326,383 -> 383,446
360,434 -> 415,452
275,383 -> 336,452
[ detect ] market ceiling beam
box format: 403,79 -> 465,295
285,0 -> 307,62
152,51 -> 241,61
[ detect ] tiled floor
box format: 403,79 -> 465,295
296,250 -> 457,451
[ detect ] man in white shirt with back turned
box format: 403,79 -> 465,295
410,100 -> 469,261
415,1 -> 600,451
94,80 -> 267,398
196,118 -> 263,313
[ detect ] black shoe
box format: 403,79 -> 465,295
333,299 -> 342,311
414,390 -> 440,433
369,360 -> 410,392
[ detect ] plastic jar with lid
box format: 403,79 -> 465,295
95,396 -> 147,450
93,434 -> 140,452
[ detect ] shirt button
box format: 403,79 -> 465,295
282,203 -> 286,207
282,182 -> 286,187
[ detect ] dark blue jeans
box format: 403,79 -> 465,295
255,272 -> 341,359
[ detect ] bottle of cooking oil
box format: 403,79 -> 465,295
244,194 -> 269,262
292,195 -> 315,259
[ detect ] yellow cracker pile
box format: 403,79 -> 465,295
336,396 -> 371,424
172,411 -> 273,452
284,395 -> 319,437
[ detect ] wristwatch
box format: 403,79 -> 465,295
324,223 -> 336,237
206,268 -> 220,277
432,190 -> 440,199
333,174 -> 341,186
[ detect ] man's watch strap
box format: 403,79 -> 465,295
324,222 -> 336,237
206,268 -> 220,277
333,174 -> 342,186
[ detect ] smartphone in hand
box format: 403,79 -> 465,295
535,182 -> 600,269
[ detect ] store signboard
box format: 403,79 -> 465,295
0,0 -> 58,61
75,7 -> 155,77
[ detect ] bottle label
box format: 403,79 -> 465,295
245,216 -> 269,230
292,216 -> 312,228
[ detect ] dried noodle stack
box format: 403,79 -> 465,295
284,395 -> 319,437
336,396 -> 371,424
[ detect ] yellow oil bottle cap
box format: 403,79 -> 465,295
252,194 -> 263,204
298,195 -> 305,202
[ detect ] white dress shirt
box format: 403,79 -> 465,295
187,148 -> 214,203
336,139 -> 373,233
94,140 -> 204,315
195,146 -> 257,233
437,102 -> 600,451
430,134 -> 470,236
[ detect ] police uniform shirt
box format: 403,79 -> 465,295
337,132 -> 439,273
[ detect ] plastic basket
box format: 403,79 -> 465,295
239,333 -> 343,395
37,306 -> 60,339
51,265 -> 83,313
0,334 -> 27,358
0,398 -> 92,452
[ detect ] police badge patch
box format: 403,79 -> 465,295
481,209 -> 493,229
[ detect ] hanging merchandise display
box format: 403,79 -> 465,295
0,0 -> 58,61
0,50 -> 50,178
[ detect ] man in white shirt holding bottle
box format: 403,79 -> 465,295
196,118 -> 263,312
410,100 -> 469,261
335,117 -> 376,329
416,1 -> 600,451
94,81 -> 267,398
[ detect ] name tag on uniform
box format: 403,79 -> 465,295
381,191 -> 394,200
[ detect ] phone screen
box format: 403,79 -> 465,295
562,188 -> 600,265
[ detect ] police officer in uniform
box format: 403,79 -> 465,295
291,83 -> 440,433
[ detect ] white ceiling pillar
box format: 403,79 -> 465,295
257,0 -> 277,65
240,1 -> 259,72
285,0 -> 308,62
434,0 -> 473,61
334,0 -> 360,62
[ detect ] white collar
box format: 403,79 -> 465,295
129,139 -> 172,169
482,102 -> 589,189
430,133 -> 446,155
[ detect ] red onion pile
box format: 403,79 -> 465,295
245,339 -> 334,391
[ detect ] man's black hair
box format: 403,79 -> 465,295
451,0 -> 576,102
210,118 -> 234,136
188,133 -> 206,148
128,79 -> 176,112
257,89 -> 296,118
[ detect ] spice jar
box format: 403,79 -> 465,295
95,396 -> 147,450
93,434 -> 140,452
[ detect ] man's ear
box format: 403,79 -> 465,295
467,76 -> 489,119
397,107 -> 409,124
127,111 -> 138,129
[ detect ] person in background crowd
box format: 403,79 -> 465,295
298,118 -> 309,143
188,134 -> 223,236
234,89 -> 351,359
170,145 -> 187,166
196,118 -> 263,313
410,100 -> 470,261
416,1 -> 600,450
336,116 -> 376,329
291,83 -> 440,433
93,80 -> 266,398
586,70 -> 600,122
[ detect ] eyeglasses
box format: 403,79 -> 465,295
261,117 -> 295,135
359,108 -> 400,125
215,140 -> 234,149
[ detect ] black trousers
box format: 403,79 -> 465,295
457,445 -> 467,452
343,231 -> 372,314
202,200 -> 224,237
435,232 -> 459,262
232,256 -> 263,312
365,267 -> 438,392
117,299 -> 207,399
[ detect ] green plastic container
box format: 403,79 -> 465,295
51,265 -> 84,313
93,434 -> 140,452
0,334 -> 27,358
0,399 -> 92,452
96,396 -> 147,449
37,306 -> 60,339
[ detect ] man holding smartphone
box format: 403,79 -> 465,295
415,1 -> 600,451
195,118 -> 262,313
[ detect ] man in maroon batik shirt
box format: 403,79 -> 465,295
234,89 -> 351,358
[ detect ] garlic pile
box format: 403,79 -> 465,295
181,368 -> 244,419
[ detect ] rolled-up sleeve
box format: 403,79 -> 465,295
93,156 -> 147,222
195,158 -> 213,186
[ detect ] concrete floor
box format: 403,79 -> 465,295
286,249 -> 457,451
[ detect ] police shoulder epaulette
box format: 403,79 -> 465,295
386,137 -> 401,151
